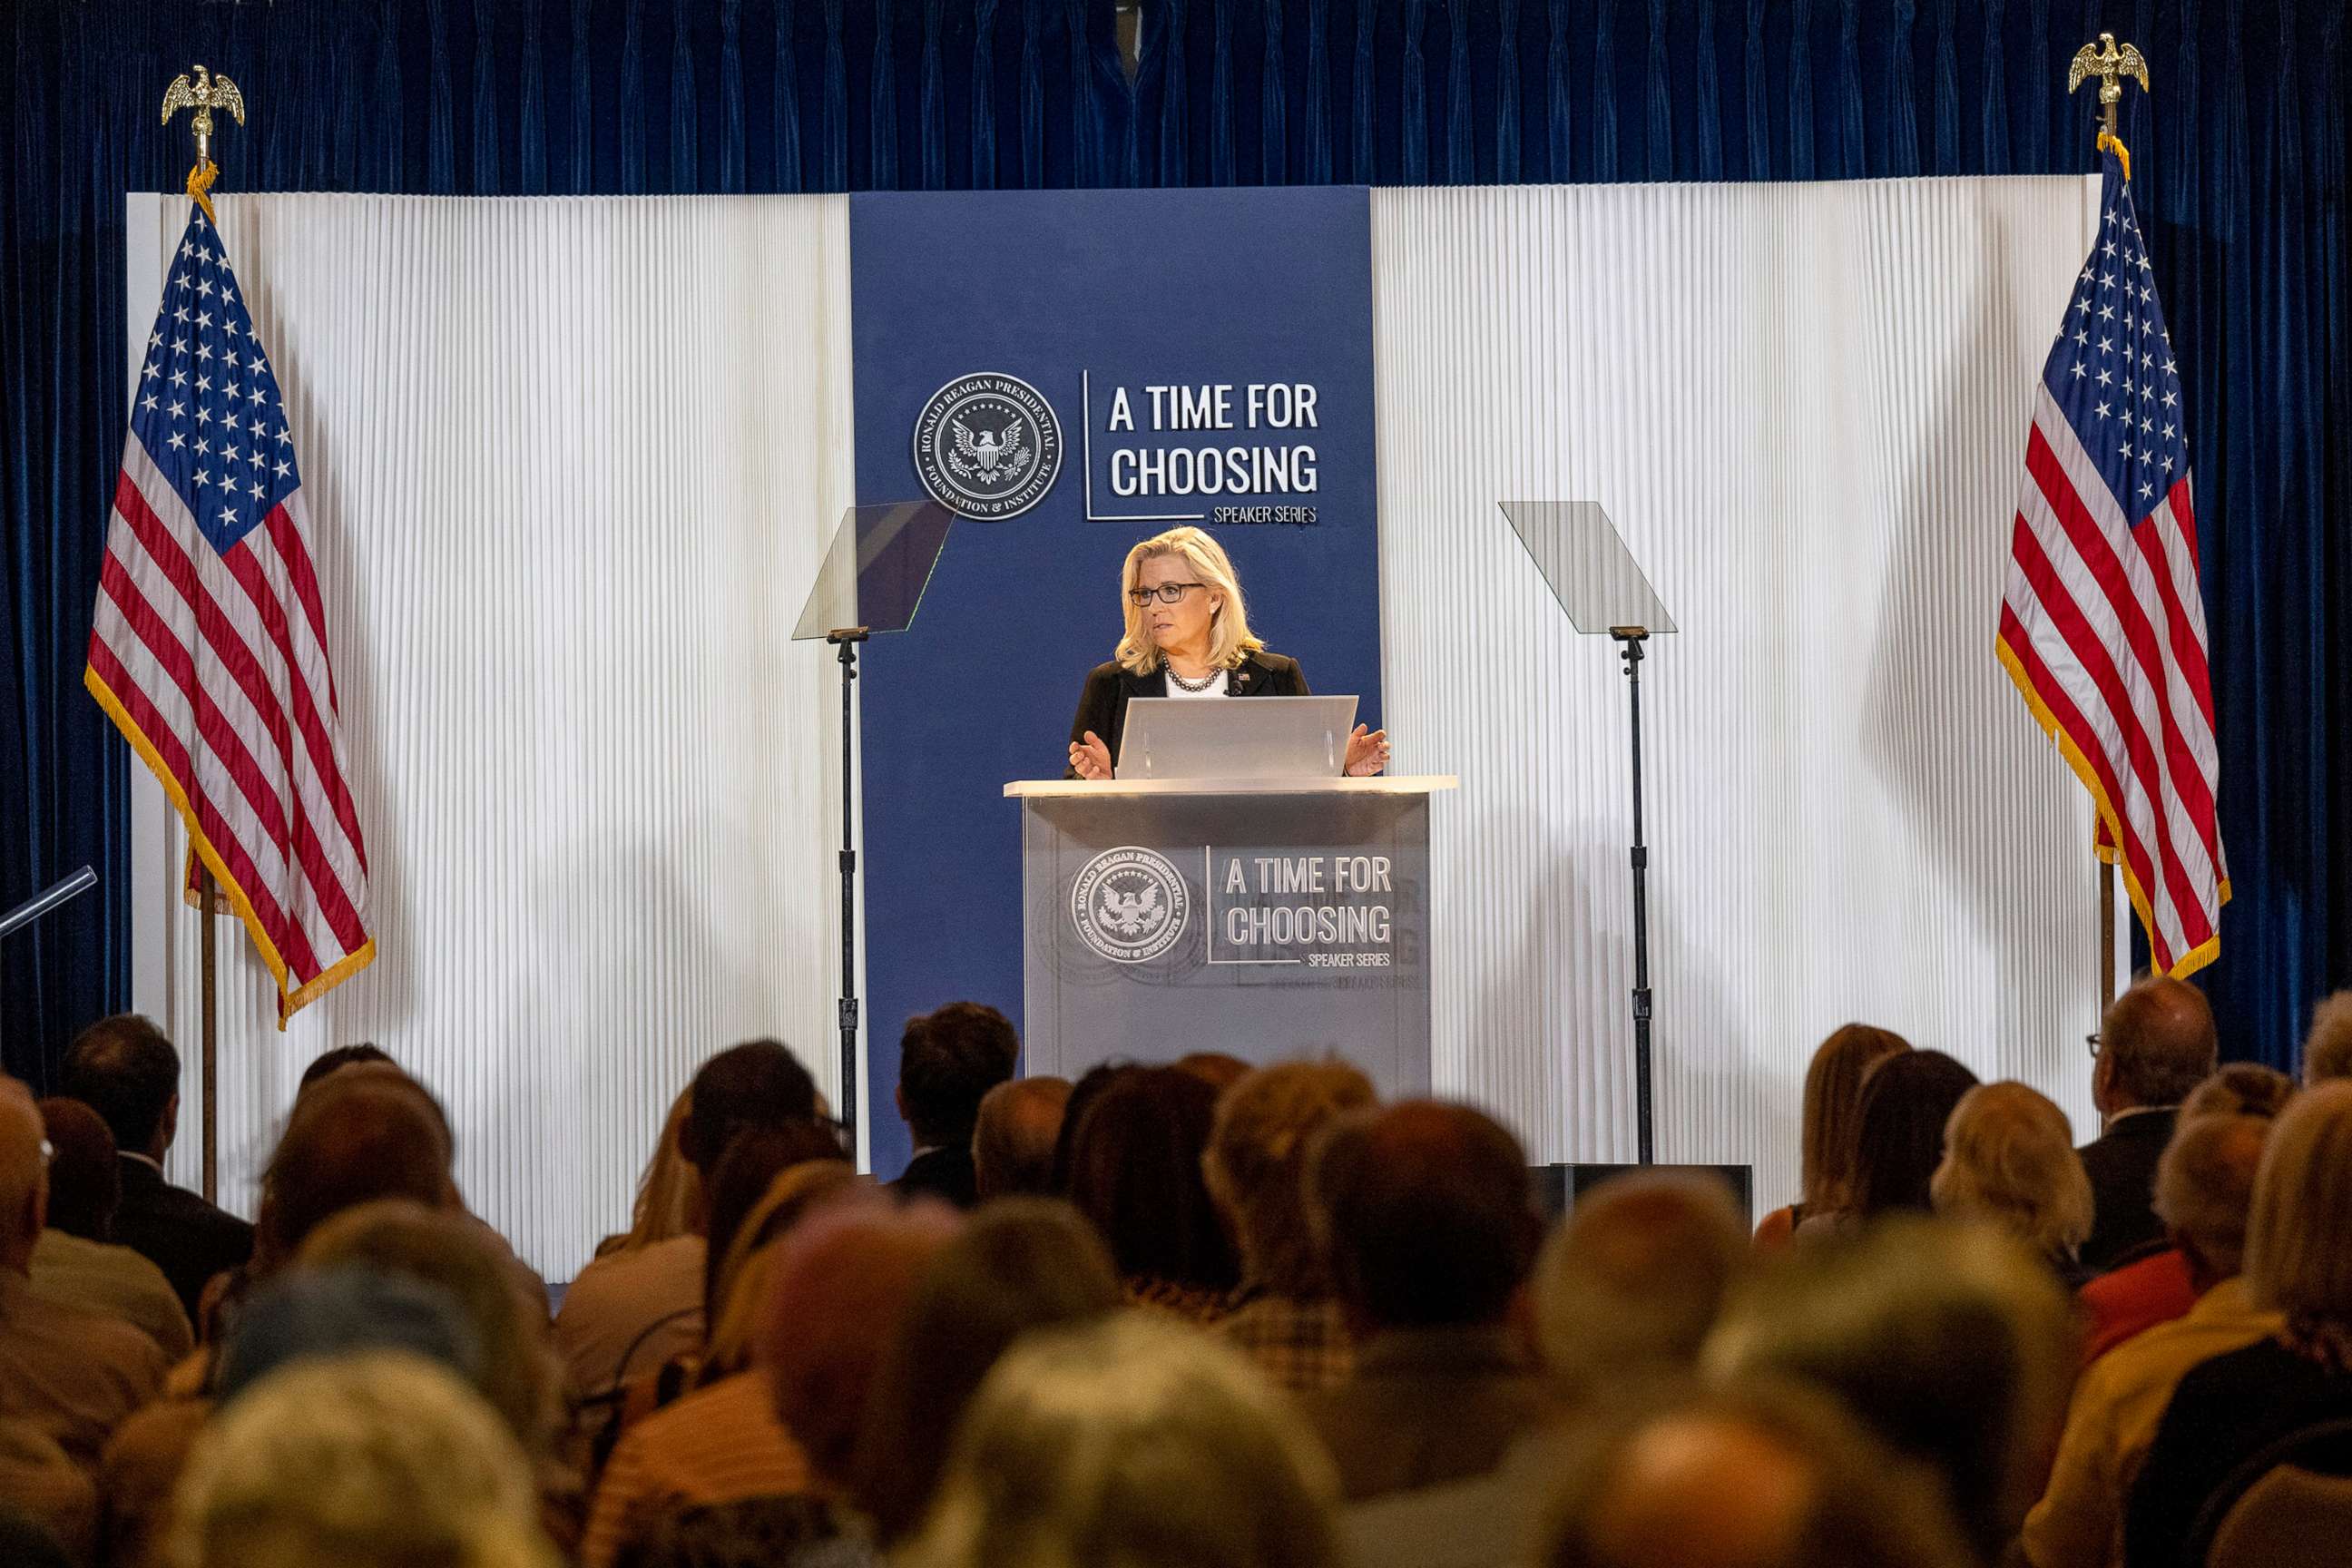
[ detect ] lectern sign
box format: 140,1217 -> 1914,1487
1071,846 -> 1191,964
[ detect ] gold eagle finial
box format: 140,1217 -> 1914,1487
161,65 -> 247,222
2067,34 -> 2150,151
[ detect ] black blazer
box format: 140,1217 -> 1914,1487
112,1153 -> 256,1320
2076,1107 -> 2178,1275
1066,650 -> 1310,777
889,1144 -> 981,1210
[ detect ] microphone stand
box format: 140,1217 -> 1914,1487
1612,629 -> 1656,1166
826,629 -> 868,1165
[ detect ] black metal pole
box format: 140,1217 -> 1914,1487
1614,631 -> 1655,1166
828,630 -> 868,1166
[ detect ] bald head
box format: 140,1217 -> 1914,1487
972,1077 -> 1071,1200
1535,1173 -> 1748,1396
0,1079 -> 49,1269
1311,1101 -> 1538,1330
2098,977 -> 2218,1114
263,1073 -> 457,1259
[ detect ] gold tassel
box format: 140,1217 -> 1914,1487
2096,128 -> 2132,183
185,157 -> 220,223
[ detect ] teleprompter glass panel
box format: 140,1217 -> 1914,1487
790,501 -> 958,642
1497,501 -> 1676,636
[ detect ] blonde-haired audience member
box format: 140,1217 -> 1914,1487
595,1086 -> 701,1260
2122,1081 -> 2352,1567
167,1351 -> 558,1568
899,1312 -> 1344,1568
1931,1083 -> 2097,1285
1534,1171 -> 1749,1402
2303,989 -> 2352,1086
1204,1060 -> 1377,1392
2020,1112 -> 2278,1568
1754,1024 -> 1912,1246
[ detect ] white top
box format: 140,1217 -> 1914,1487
1006,774 -> 1457,799
1161,669 -> 1230,700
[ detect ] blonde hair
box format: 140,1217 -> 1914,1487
1113,527 -> 1266,676
1798,1025 -> 1912,1214
1202,1060 -> 1377,1297
703,1161 -> 862,1379
168,1351 -> 558,1568
1929,1083 -> 2095,1258
898,1313 -> 1341,1568
2243,1080 -> 2352,1322
606,1084 -> 701,1256
2304,991 -> 2352,1086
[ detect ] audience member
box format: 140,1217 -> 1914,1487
1704,1216 -> 2077,1563
1533,1378 -> 1976,1568
258,1068 -> 462,1262
0,1076 -> 167,1469
1302,1101 -> 1548,1502
1931,1083 -> 2097,1285
1534,1171 -> 1749,1403
971,1076 -> 1070,1200
2021,1112 -> 2278,1568
0,1420 -> 98,1566
27,1094 -> 192,1357
700,1124 -> 860,1368
2077,1064 -> 2296,1365
581,1169 -> 866,1568
167,1351 -> 561,1568
1175,1051 -> 1256,1093
1064,1064 -> 1239,1319
216,1265 -> 486,1402
849,1199 -> 1123,1546
60,1014 -> 253,1317
1205,1060 -> 1377,1393
612,1495 -> 867,1568
296,1043 -> 397,1092
2302,989 -> 2352,1085
558,1041 -> 822,1405
2079,977 -> 2218,1273
2122,1081 -> 2352,1567
1754,1024 -> 1912,1245
889,1003 -> 1021,1209
1827,1049 -> 1980,1226
1045,1059 -> 1134,1192
595,1085 -> 701,1261
898,1312 -> 1344,1568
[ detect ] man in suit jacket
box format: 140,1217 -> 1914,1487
887,1002 -> 1020,1210
2077,977 -> 2219,1275
60,1015 -> 253,1323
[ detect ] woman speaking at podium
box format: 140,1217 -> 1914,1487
1065,525 -> 1388,780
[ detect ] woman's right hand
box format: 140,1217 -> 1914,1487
1068,731 -> 1113,780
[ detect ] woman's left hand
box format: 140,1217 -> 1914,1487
1343,724 -> 1390,777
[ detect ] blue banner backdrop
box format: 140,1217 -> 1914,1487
850,185 -> 1379,1176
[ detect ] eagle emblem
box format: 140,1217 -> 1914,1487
161,64 -> 248,150
2067,34 -> 2150,113
911,373 -> 1064,519
946,416 -> 1033,485
1070,846 -> 1191,965
1100,883 -> 1168,939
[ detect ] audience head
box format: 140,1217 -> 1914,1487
1702,1216 -> 2076,1561
703,1160 -> 862,1377
973,1077 -> 1071,1200
34,1096 -> 119,1241
2299,990 -> 2352,1087
851,1200 -> 1123,1545
0,1079 -> 48,1270
2242,1079 -> 2352,1328
1065,1065 -> 1237,1297
681,1041 -> 821,1173
760,1197 -> 961,1487
1797,1024 -> 1913,1215
59,1014 -> 179,1161
170,1351 -> 558,1568
1535,1172 -> 1748,1398
215,1266 -> 484,1406
1202,1060 -> 1376,1298
2094,975 -> 2218,1115
1929,1083 -> 2094,1263
701,1120 -> 855,1323
1048,1060 -> 1134,1192
260,1070 -> 458,1262
1174,1052 -> 1254,1093
1535,1378 -> 1975,1568
2181,1062 -> 2298,1121
2152,1113 -> 2271,1285
899,1311 -> 1343,1568
897,1003 -> 1022,1152
296,1044 -> 396,1093
1311,1100 -> 1540,1333
609,1085 -> 701,1256
1848,1051 -> 1979,1218
299,1200 -> 557,1449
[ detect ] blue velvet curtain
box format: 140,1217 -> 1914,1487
5,0 -> 2344,1084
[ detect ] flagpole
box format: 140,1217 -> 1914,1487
199,865 -> 219,1202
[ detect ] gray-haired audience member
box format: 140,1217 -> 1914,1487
2079,976 -> 2219,1271
2302,989 -> 2352,1086
1535,1379 -> 1975,1568
1704,1216 -> 2076,1564
1534,1172 -> 1749,1402
1205,1060 -> 1378,1393
1302,1101 -> 1549,1502
970,1076 -> 1072,1200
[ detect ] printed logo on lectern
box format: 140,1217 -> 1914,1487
911,372 -> 1064,520
1071,846 -> 1191,965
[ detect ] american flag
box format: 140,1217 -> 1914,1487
84,201 -> 374,1021
1997,147 -> 2225,976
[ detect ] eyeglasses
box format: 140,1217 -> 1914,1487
1128,582 -> 1206,606
2085,1033 -> 2102,1059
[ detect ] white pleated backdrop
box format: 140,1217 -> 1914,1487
123,193 -> 860,1280
124,179 -> 2113,1279
1370,175 -> 2116,1202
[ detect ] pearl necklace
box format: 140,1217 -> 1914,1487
1164,662 -> 1224,693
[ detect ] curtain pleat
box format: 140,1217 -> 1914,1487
3,0 -> 2345,1084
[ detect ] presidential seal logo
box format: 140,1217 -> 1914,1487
1070,846 -> 1191,965
912,372 -> 1064,520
